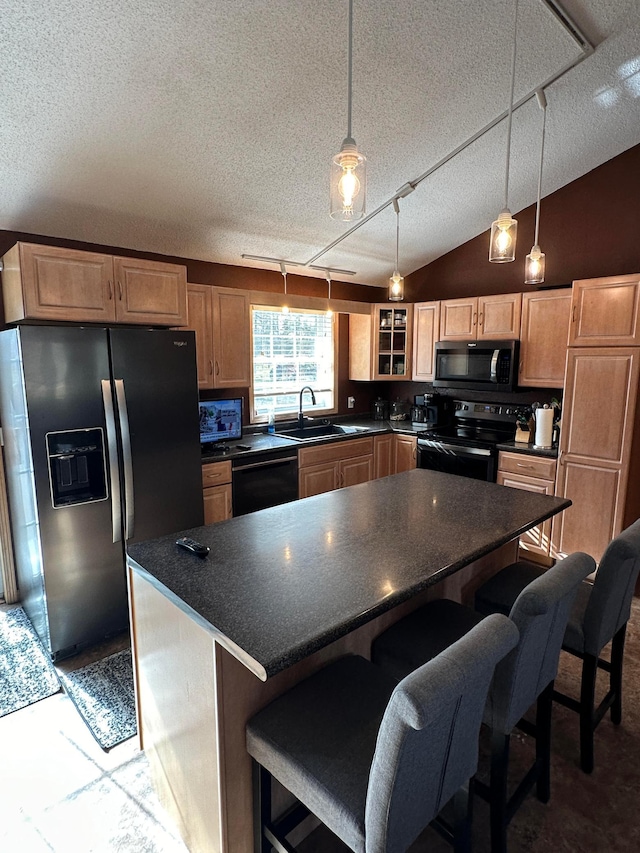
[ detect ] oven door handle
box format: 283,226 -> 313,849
418,440 -> 492,457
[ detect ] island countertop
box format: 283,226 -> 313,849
127,469 -> 570,681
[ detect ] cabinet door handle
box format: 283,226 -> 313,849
572,304 -> 576,322
516,462 -> 534,469
107,280 -> 113,300
208,359 -> 214,376
118,280 -> 123,300
215,360 -> 220,376
478,312 -> 483,326
472,312 -> 477,326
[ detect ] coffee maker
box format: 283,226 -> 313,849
410,394 -> 452,429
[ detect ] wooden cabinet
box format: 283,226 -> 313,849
298,437 -> 374,498
439,293 -> 521,342
412,301 -> 440,381
1,242 -> 187,326
349,305 -> 413,381
394,434 -> 417,473
569,274 -> 640,347
373,433 -> 417,478
374,434 -> 394,479
186,284 -> 251,389
552,347 -> 640,562
518,289 -> 571,388
497,451 -> 557,564
202,461 -> 233,524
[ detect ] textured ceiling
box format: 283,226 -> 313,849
2,1 -> 640,287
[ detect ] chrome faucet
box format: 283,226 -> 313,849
298,386 -> 316,429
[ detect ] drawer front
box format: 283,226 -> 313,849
298,436 -> 374,468
202,460 -> 232,487
497,451 -> 556,481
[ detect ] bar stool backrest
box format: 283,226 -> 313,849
365,613 -> 519,852
584,519 -> 640,657
484,551 -> 595,735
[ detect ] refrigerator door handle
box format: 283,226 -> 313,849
101,380 -> 123,543
114,379 -> 135,540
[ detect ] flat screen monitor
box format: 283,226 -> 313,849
199,398 -> 243,448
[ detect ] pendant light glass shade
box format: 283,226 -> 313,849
330,0 -> 366,221
489,208 -> 518,262
388,271 -> 404,301
489,0 -> 519,263
330,139 -> 366,221
525,245 -> 545,284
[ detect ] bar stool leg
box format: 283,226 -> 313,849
580,655 -> 597,774
252,760 -> 272,853
536,682 -> 553,803
610,624 -> 627,725
490,731 -> 510,853
453,781 -> 473,853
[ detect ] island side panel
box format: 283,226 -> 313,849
128,567 -> 224,853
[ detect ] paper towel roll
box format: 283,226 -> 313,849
534,407 -> 554,448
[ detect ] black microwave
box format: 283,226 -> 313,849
433,340 -> 519,392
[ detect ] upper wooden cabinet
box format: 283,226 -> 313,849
552,346 -> 640,563
439,293 -> 521,341
518,289 -> 572,388
112,256 -> 187,326
185,284 -> 251,389
1,242 -> 187,326
349,304 -> 413,381
412,302 -> 440,382
569,274 -> 640,346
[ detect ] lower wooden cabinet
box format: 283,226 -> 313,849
497,451 -> 557,564
374,434 -> 394,479
202,461 -> 233,524
394,434 -> 417,473
298,437 -> 374,499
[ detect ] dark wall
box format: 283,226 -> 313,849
405,141 -> 640,302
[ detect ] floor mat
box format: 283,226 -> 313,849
59,648 -> 137,750
0,607 -> 61,717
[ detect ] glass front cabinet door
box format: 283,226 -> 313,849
375,306 -> 412,380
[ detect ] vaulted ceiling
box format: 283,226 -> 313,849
2,1 -> 640,287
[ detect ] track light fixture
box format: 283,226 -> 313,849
525,90 -> 548,285
330,0 -> 366,221
489,0 -> 519,263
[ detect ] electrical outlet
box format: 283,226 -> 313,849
347,396 -> 355,409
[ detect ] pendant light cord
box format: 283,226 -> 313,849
346,0 -> 353,140
503,0 -> 520,210
393,198 -> 400,271
533,95 -> 547,247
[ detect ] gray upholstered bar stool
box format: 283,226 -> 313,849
246,614 -> 518,853
371,551 -> 594,853
475,518 -> 640,773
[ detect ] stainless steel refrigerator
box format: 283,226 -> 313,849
0,325 -> 204,659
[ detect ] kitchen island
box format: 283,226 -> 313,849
127,469 -> 570,853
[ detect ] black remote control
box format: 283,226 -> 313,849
176,537 -> 210,558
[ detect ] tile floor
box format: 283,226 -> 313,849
0,609 -> 188,853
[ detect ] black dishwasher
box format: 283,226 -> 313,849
232,448 -> 298,516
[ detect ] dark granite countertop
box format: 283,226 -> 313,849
201,418 -> 419,463
127,469 -> 570,681
496,441 -> 558,459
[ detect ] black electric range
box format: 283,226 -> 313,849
417,400 -> 520,481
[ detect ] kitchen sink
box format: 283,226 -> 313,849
277,423 -> 370,442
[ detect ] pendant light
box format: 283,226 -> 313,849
325,270 -> 333,317
489,0 -> 519,263
280,263 -> 289,314
525,90 -> 547,285
330,0 -> 366,221
388,199 -> 404,302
